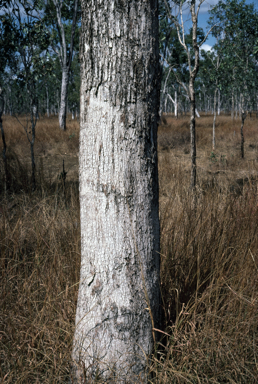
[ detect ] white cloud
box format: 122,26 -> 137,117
197,0 -> 220,14
171,0 -> 220,15
200,43 -> 213,51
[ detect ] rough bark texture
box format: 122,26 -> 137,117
72,0 -> 160,382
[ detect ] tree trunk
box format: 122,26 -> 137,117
56,88 -> 59,114
175,89 -> 178,118
30,98 -> 37,191
0,93 -> 9,192
240,95 -> 247,159
46,84 -> 50,117
72,0 -> 161,382
213,88 -> 217,150
59,67 -> 69,130
189,79 -> 197,189
218,89 -> 221,115
188,1 -> 199,190
53,0 -> 78,130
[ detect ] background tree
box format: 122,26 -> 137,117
199,46 -> 223,150
42,0 -> 80,130
208,0 -> 258,158
72,0 -> 161,381
0,8 -> 17,191
1,0 -> 51,190
163,0 -> 214,188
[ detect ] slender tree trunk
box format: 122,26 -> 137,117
160,68 -> 171,116
240,112 -> 246,159
0,94 -> 9,192
218,89 -> 221,115
56,89 -> 59,113
175,89 -> 178,118
232,93 -> 234,120
53,0 -> 79,130
72,0 -> 161,382
213,88 -> 217,150
46,84 -> 50,117
0,114 -> 8,192
240,94 -> 247,159
30,99 -> 37,191
189,79 -> 197,189
59,67 -> 69,130
188,1 -> 199,190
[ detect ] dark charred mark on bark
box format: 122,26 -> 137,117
88,273 -> 96,287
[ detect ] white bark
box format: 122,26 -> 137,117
175,89 -> 178,118
46,84 -> 49,117
213,88 -> 217,150
59,67 -> 69,129
52,0 -> 79,130
72,0 -> 160,382
218,89 -> 221,115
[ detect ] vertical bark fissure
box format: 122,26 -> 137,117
72,0 -> 160,382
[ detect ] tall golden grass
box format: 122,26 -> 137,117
1,113 -> 258,383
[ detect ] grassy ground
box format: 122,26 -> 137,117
1,113 -> 258,383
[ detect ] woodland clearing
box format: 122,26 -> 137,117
1,113 -> 258,383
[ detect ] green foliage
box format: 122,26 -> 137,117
208,0 -> 258,107
209,151 -> 218,163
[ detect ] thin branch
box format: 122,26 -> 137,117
196,0 -> 206,20
199,24 -> 218,48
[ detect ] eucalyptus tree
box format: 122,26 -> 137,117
159,2 -> 181,116
42,0 -> 79,130
199,46 -> 223,150
72,0 -> 161,382
209,0 -> 258,158
159,13 -> 187,117
1,0 -> 51,190
0,8 -> 17,191
163,0 -> 214,188
68,54 -> 80,119
0,87 -> 8,192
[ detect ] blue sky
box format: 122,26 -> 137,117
196,0 -> 258,51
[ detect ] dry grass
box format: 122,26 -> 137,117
1,113 -> 258,383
